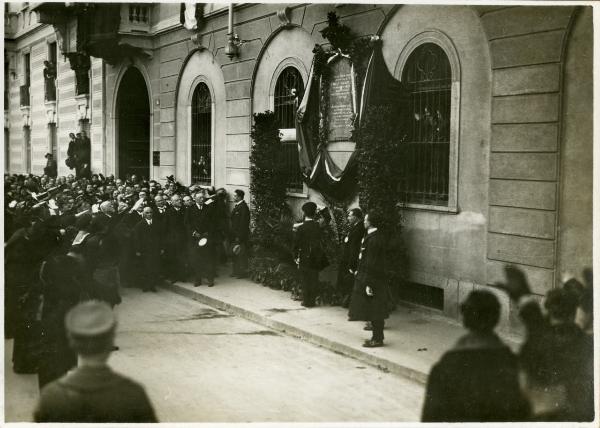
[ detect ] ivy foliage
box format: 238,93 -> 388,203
320,11 -> 354,54
357,105 -> 408,283
249,111 -> 289,251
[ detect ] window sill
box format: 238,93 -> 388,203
399,202 -> 458,214
286,190 -> 309,199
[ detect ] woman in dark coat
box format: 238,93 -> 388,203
421,290 -> 529,422
37,250 -> 91,388
348,210 -> 390,347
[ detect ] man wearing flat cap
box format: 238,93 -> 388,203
34,301 -> 157,422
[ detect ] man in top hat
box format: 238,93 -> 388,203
43,153 -> 57,178
34,300 -> 157,422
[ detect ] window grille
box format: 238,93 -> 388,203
274,67 -> 304,193
191,83 -> 212,185
401,43 -> 451,206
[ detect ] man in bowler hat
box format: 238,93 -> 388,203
230,189 -> 250,278
34,300 -> 157,422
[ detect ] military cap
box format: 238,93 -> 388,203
65,300 -> 116,338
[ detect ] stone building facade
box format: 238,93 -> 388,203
4,3 -> 593,331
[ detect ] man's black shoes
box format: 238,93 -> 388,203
362,339 -> 384,348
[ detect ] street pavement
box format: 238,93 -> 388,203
5,286 -> 424,422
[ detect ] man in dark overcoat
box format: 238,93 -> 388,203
133,207 -> 164,292
43,153 -> 57,178
348,210 -> 389,347
89,201 -> 122,306
185,191 -> 218,286
336,207 -> 365,308
294,202 -> 324,308
153,194 -> 169,277
230,189 -> 250,278
34,301 -> 157,422
164,194 -> 187,282
421,290 -> 529,422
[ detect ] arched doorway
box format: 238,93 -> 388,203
116,67 -> 150,180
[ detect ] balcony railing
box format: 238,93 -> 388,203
120,4 -> 151,33
129,4 -> 149,23
20,85 -> 30,106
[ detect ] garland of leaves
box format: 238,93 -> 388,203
308,11 -> 375,245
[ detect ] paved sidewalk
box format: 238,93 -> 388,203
164,275 -> 522,384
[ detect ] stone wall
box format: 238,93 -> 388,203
477,6 -> 579,332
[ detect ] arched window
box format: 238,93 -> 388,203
274,67 -> 304,193
401,43 -> 451,206
191,82 -> 212,185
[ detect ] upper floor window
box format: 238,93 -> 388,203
20,53 -> 30,107
191,82 -> 212,185
274,66 -> 304,193
400,43 -> 451,207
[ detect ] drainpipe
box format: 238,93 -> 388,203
225,3 -> 239,59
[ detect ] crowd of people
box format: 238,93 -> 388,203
297,201 -> 596,422
5,172 -> 250,390
4,171 -> 596,422
421,265 -> 594,422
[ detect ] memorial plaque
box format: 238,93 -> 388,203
327,57 -> 354,142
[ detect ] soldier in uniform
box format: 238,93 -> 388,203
336,208 -> 365,308
348,210 -> 390,347
294,202 -> 326,308
34,301 -> 157,422
230,189 -> 250,278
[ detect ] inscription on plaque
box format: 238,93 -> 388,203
327,57 -> 354,142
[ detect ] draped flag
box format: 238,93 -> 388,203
295,39 -> 409,201
358,39 -> 410,129
180,3 -> 204,30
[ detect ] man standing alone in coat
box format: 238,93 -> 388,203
348,210 -> 389,347
294,202 -> 324,308
230,189 -> 250,278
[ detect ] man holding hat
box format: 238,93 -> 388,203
34,300 -> 157,422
